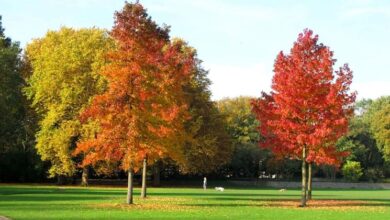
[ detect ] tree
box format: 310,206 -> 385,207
0,15 -> 21,174
335,99 -> 385,181
251,29 -> 355,207
342,161 -> 363,181
176,61 -> 233,175
74,3 -> 195,204
149,61 -> 234,184
217,97 -> 264,178
0,15 -> 23,156
367,96 -> 390,160
0,16 -> 44,182
24,27 -> 113,183
330,97 -> 390,182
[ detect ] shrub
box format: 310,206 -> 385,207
342,161 -> 363,182
383,161 -> 390,178
365,167 -> 384,182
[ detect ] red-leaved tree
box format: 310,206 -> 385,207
74,3 -> 194,204
251,29 -> 355,207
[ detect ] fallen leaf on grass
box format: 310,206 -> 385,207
89,197 -> 196,212
262,200 -> 387,212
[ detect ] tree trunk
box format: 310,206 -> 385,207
81,167 -> 89,187
153,160 -> 161,187
300,146 -> 307,207
307,163 -> 312,200
141,157 -> 147,198
57,175 -> 65,185
126,169 -> 134,204
331,166 -> 336,181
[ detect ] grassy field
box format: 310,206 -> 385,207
0,184 -> 390,219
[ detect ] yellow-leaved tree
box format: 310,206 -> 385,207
24,27 -> 113,184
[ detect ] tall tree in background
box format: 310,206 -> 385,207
367,96 -> 390,161
24,27 -> 113,184
252,29 -> 355,207
0,15 -> 22,180
150,61 -> 233,184
74,3 -> 195,204
0,15 -> 22,153
217,97 -> 263,178
335,99 -> 385,182
0,16 -> 44,182
177,61 -> 233,175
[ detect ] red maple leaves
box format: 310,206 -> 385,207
252,29 -> 355,167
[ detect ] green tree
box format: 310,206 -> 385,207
341,115 -> 383,169
217,97 -> 265,178
0,15 -> 23,154
24,27 -> 113,182
177,61 -> 233,175
0,16 -> 44,182
367,96 -> 390,161
342,160 -> 363,181
335,98 -> 387,181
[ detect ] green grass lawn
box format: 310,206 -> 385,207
0,184 -> 390,220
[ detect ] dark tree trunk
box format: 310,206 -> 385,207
331,166 -> 336,181
141,157 -> 147,198
152,160 -> 161,187
307,163 -> 312,200
57,175 -> 65,185
300,146 -> 307,207
126,169 -> 134,204
81,167 -> 89,187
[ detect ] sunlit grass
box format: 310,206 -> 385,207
0,184 -> 390,219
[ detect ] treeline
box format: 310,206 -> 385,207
0,2 -> 389,189
0,3 -> 234,190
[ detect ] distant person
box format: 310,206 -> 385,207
203,177 -> 207,190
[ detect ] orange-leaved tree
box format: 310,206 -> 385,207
74,2 -> 195,204
251,29 -> 355,207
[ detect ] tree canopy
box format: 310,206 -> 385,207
0,15 -> 23,152
217,97 -> 262,178
366,96 -> 390,161
24,27 -> 113,177
251,29 -> 355,206
174,60 -> 233,174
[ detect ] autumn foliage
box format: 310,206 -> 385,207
251,29 -> 355,206
25,28 -> 113,177
74,3 -> 195,173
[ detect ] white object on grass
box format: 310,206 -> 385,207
215,187 -> 224,192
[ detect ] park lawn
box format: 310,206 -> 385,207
0,184 -> 389,220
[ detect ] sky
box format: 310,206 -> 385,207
1,0 -> 389,100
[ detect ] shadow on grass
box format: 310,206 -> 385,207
0,203 -> 85,210
1,186 -> 390,208
0,195 -> 114,202
0,187 -> 131,203
0,187 -> 127,196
